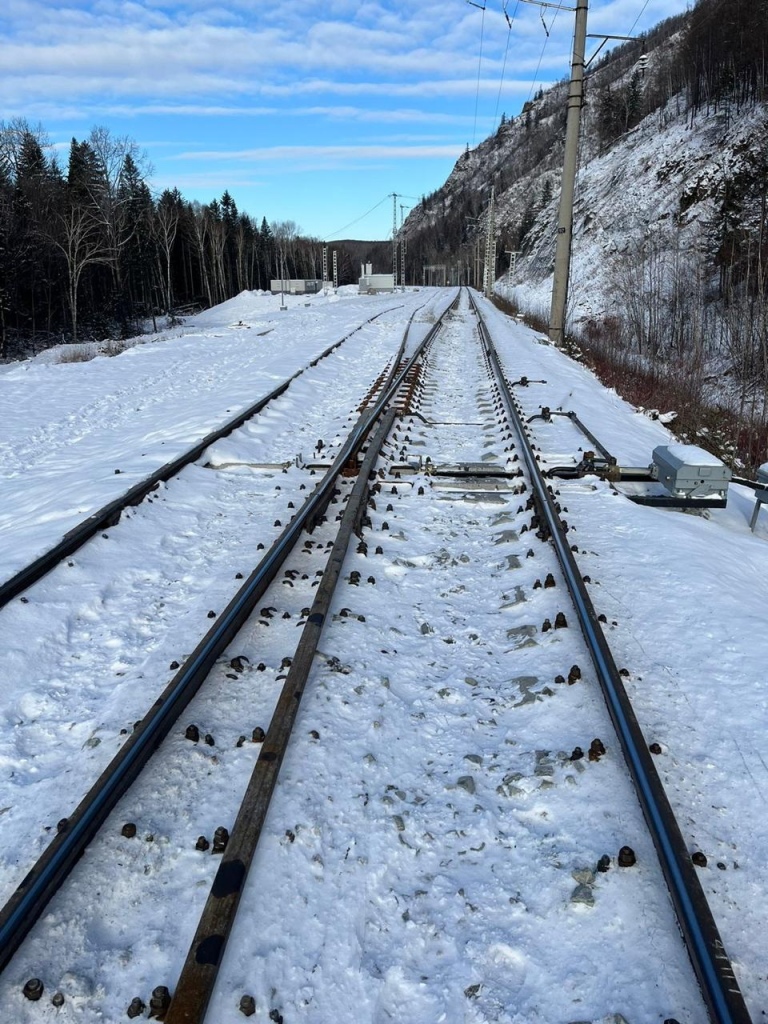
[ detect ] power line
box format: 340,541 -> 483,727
626,0 -> 652,39
526,6 -> 559,103
324,195 -> 392,240
469,1 -> 487,145
494,1 -> 520,126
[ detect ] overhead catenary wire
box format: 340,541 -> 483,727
493,0 -> 520,126
468,1 -> 487,145
626,0 -> 652,39
324,195 -> 392,240
526,5 -> 559,103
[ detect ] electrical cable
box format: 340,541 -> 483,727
324,195 -> 392,240
471,2 -> 487,145
626,0 -> 652,39
493,1 -> 520,126
526,6 -> 558,103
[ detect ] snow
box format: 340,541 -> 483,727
0,288 -> 766,1022
656,443 -> 727,468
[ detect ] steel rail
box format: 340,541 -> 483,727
0,299 -> 453,977
470,290 -> 751,1024
165,406 -> 398,1024
0,305 -> 405,609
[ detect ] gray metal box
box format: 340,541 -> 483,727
757,462 -> 768,486
652,444 -> 731,499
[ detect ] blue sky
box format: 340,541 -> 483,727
1,0 -> 690,240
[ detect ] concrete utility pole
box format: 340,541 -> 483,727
549,0 -> 589,345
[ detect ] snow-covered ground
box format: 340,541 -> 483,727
0,289 -> 766,1022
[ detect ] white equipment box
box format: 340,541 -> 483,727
652,444 -> 731,500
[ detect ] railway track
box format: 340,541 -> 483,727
0,289 -> 755,1022
0,302 -> 416,608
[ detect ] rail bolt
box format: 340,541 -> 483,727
51,992 -> 65,1007
185,724 -> 200,743
148,985 -> 171,1018
212,827 -> 230,854
121,822 -> 137,838
588,738 -> 606,760
240,995 -> 257,1017
127,996 -> 146,1018
195,836 -> 210,851
22,978 -> 44,1001
618,846 -> 636,867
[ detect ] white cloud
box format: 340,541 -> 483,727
174,143 -> 465,164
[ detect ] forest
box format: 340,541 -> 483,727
0,124 -> 388,358
2,0 -> 765,369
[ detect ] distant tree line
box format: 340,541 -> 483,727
0,121 -> 383,358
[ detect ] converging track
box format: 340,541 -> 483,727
0,289 -> 755,1023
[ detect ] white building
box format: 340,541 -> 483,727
358,263 -> 395,294
269,279 -> 323,295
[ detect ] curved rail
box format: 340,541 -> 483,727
469,289 -> 751,1024
0,296 -> 454,980
165,406 -> 399,1024
0,305 -> 405,609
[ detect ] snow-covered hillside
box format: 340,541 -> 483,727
404,6 -> 768,349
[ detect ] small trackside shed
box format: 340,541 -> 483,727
358,263 -> 395,293
269,279 -> 323,295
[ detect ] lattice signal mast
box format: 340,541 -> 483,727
392,193 -> 398,285
483,186 -> 496,298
